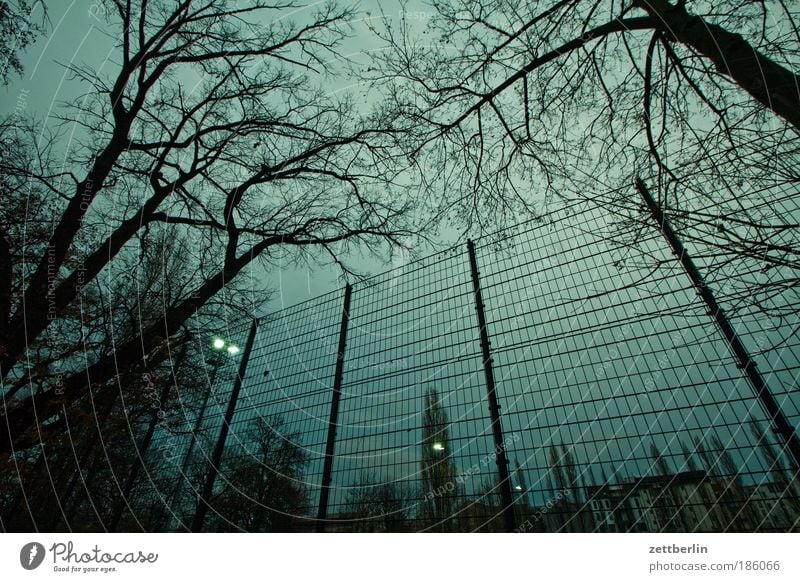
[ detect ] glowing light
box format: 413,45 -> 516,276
227,344 -> 240,355
432,442 -> 445,451
212,338 -> 225,350
515,485 -> 523,491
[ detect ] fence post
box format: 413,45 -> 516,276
190,318 -> 260,532
467,240 -> 517,532
108,341 -> 195,531
636,178 -> 800,470
316,284 -> 353,532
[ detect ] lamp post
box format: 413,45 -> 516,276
169,335 -> 241,530
191,320 -> 259,532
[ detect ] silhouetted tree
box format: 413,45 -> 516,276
0,229 -> 244,532
464,475 -> 507,532
343,472 -> 415,532
546,443 -> 591,532
0,0 -> 426,458
367,0 -> 800,322
0,0 -> 47,85
206,415 -> 310,532
369,0 -> 800,209
693,434 -> 758,530
679,439 -> 718,531
647,442 -> 688,531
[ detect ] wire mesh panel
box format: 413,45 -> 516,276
138,195 -> 799,533
677,180 -> 800,430
473,200 -> 800,532
323,248 -> 505,532
193,291 -> 346,532
654,178 -> 800,533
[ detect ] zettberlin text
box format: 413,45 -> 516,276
649,544 -> 708,554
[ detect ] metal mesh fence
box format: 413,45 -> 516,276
113,195 -> 800,532
326,246 -> 496,532
474,202 -> 798,532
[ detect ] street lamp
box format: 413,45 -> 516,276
169,334 -> 241,529
212,337 -> 238,354
191,320 -> 259,532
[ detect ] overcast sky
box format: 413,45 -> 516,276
1,0 -> 446,312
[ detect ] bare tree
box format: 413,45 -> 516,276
419,387 -> 461,531
0,227 -> 246,531
0,0 -> 48,85
343,472 -> 415,532
366,0 -> 800,318
206,415 -> 310,532
369,0 -> 800,198
0,1 -> 426,456
547,443 -> 592,532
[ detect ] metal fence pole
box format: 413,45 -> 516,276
636,178 -> 800,470
316,284 -> 353,532
190,318 -> 260,532
467,240 -> 517,532
110,341 -> 194,531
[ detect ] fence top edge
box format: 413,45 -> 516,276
257,190 -> 646,323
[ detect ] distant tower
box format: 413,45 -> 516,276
420,388 -> 460,531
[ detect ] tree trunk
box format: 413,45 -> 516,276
0,236 -> 275,455
635,0 -> 800,131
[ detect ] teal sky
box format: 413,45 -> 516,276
1,0 -> 446,312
